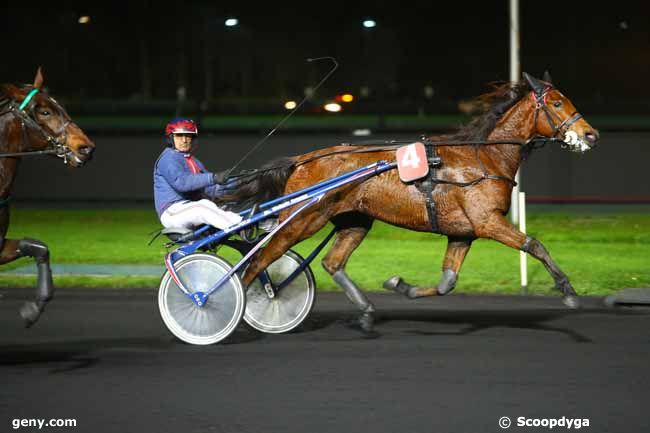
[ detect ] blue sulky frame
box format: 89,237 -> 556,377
163,160 -> 397,307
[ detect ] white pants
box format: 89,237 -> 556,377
160,199 -> 243,230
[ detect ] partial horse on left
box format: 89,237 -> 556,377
0,68 -> 95,326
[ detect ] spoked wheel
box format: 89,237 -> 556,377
158,253 -> 245,345
244,249 -> 316,334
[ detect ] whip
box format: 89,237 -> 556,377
223,56 -> 339,178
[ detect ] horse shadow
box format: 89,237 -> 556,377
296,307 -> 597,343
0,346 -> 101,373
378,309 -> 594,342
0,339 -> 158,373
0,327 -> 266,373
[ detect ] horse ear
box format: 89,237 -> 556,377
522,72 -> 545,96
33,67 -> 44,89
542,70 -> 553,84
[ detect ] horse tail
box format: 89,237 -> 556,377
216,156 -> 296,209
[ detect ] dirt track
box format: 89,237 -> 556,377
1,289 -> 649,433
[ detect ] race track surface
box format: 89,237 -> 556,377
1,289 -> 649,433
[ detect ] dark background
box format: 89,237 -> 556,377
2,1 -> 650,202
3,1 -> 650,114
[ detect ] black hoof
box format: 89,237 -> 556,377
345,313 -> 380,338
20,301 -> 43,328
359,312 -> 374,332
562,295 -> 581,309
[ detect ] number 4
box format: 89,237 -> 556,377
400,145 -> 421,168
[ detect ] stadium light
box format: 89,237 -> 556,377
362,19 -> 376,29
335,93 -> 354,103
78,16 -> 91,24
284,100 -> 297,110
225,18 -> 239,27
324,102 -> 342,112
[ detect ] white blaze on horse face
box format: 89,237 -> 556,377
563,130 -> 591,153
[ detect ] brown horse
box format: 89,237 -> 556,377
220,72 -> 599,332
0,68 -> 95,326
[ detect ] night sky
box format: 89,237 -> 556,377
2,1 -> 649,113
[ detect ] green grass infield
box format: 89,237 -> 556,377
0,206 -> 648,296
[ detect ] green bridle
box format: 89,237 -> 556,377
18,88 -> 39,111
0,87 -> 71,159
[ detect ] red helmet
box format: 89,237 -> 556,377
165,117 -> 198,136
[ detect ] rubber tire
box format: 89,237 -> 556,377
244,249 -> 316,334
159,253 -> 245,345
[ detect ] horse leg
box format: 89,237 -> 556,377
384,237 -> 473,298
476,213 -> 580,308
0,238 -> 54,327
321,214 -> 376,332
240,211 -> 330,289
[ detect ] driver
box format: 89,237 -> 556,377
153,117 -> 242,230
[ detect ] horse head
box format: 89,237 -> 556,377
523,72 -> 599,153
3,68 -> 95,167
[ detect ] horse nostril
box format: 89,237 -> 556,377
79,146 -> 94,156
585,132 -> 598,146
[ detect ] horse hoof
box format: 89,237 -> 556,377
20,301 -> 42,328
383,276 -> 416,298
359,313 -> 380,338
345,313 -> 379,338
383,276 -> 402,291
359,312 -> 374,332
562,295 -> 581,309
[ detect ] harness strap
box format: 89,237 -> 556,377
0,96 -> 11,114
556,111 -> 583,131
415,141 -> 440,233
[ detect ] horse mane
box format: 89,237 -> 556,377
0,84 -> 15,101
0,83 -> 27,97
447,81 -> 531,141
215,156 -> 296,210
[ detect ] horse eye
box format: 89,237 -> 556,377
553,101 -> 562,108
39,110 -> 51,116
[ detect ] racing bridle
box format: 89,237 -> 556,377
526,76 -> 588,152
0,87 -> 78,163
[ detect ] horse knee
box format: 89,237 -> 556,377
17,238 -> 50,263
321,258 -> 338,275
520,236 -> 552,258
521,236 -> 538,253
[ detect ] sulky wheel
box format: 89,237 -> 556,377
244,249 -> 316,334
158,253 -> 245,345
